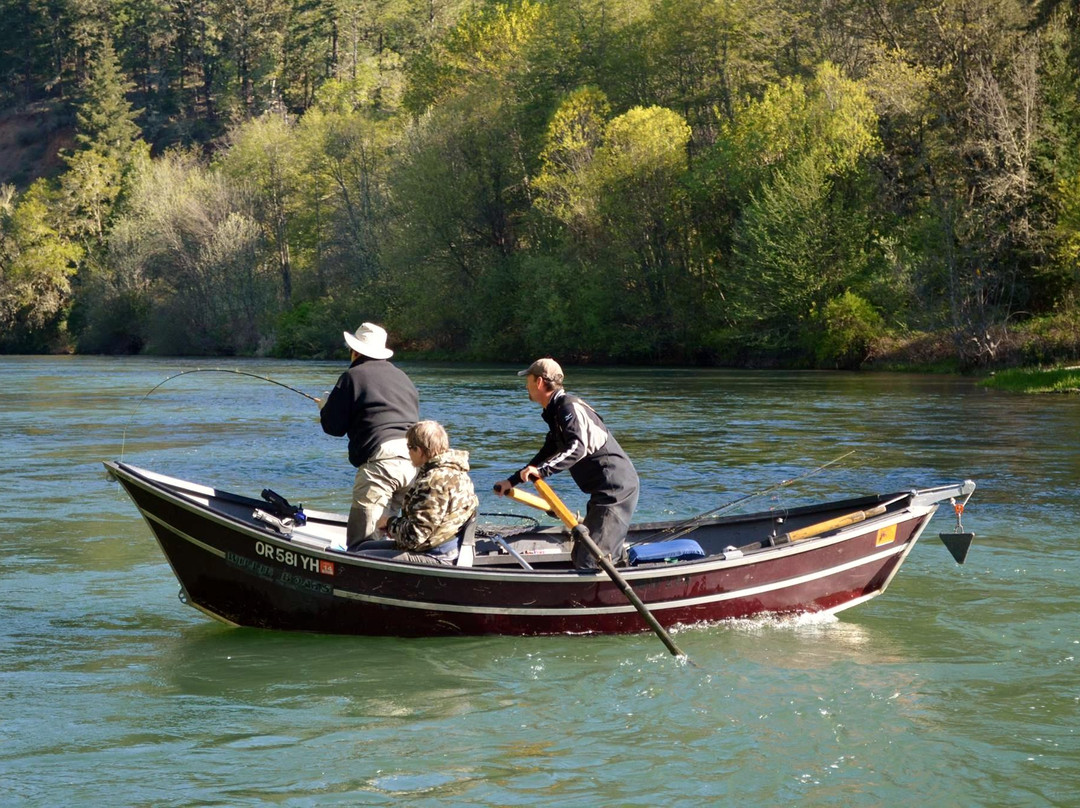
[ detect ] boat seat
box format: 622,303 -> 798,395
455,514 -> 478,567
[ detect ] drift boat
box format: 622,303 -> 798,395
105,461 -> 975,637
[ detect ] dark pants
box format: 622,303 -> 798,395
353,539 -> 457,565
572,476 -> 639,570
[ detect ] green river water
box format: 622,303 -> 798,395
1,356 -> 1077,806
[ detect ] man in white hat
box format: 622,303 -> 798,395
493,358 -> 640,569
319,322 -> 419,550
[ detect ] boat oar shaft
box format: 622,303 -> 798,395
576,524 -> 690,660
781,504 -> 887,543
503,487 -> 556,516
533,478 -> 692,664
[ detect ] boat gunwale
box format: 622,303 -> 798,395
106,460 -> 944,585
135,497 -> 927,617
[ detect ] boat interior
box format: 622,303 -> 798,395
114,463 -> 927,572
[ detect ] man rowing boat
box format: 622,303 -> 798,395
493,358 -> 640,569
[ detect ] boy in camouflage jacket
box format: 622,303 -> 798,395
365,421 -> 479,564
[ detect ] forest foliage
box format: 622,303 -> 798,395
1,0 -> 1079,368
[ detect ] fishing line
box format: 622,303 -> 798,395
636,449 -> 857,544
120,367 -> 318,462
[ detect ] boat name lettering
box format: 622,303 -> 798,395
279,569 -> 333,595
254,541 -> 324,573
225,551 -> 275,580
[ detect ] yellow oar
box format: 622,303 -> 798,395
532,478 -> 692,664
504,487 -> 556,516
779,504 -> 887,544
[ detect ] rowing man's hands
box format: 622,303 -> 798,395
494,466 -> 540,496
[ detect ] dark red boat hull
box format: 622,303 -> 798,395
109,462 -> 958,637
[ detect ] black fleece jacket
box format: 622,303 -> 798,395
320,358 -> 419,467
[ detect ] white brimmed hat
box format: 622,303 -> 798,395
344,322 -> 394,359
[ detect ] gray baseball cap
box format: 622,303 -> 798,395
517,358 -> 564,384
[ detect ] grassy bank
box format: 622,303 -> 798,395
981,367 -> 1080,393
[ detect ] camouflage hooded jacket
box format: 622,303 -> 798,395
384,449 -> 479,552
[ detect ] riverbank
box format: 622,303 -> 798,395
864,309 -> 1080,379
980,366 -> 1080,393
864,310 -> 1080,393
11,308 -> 1080,384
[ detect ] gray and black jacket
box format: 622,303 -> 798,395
508,389 -> 638,496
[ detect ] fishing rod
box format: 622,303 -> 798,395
636,450 -> 857,544
121,367 -> 318,461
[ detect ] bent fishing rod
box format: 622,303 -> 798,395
121,367 -> 318,461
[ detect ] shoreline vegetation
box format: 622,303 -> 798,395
864,309 -> 1080,379
980,366 -> 1080,394
2,0 -> 1079,375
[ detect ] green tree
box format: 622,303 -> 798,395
0,181 -> 84,351
534,98 -> 699,359
813,290 -> 884,369
731,158 -> 871,353
280,0 -> 337,112
863,0 -> 1053,364
1037,6 -> 1080,307
1054,171 -> 1080,298
627,0 -> 790,144
387,1 -> 553,352
591,106 -> 695,357
386,85 -> 528,351
219,113 -> 301,303
402,0 -> 543,114
113,0 -> 178,118
61,38 -> 148,248
104,150 -> 274,354
533,85 -> 610,236
717,63 -> 879,200
0,0 -> 66,105
72,38 -> 143,160
215,0 -> 286,116
722,63 -> 880,357
172,0 -> 224,127
293,101 -> 397,295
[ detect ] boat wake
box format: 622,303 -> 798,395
679,610 -> 842,636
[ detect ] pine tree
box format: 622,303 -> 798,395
71,38 -> 144,165
62,38 -> 148,245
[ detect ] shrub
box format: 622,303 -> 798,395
813,291 -> 884,369
273,300 -> 345,359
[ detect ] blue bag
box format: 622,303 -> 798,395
627,539 -> 706,566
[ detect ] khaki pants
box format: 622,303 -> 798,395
346,439 -> 416,549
